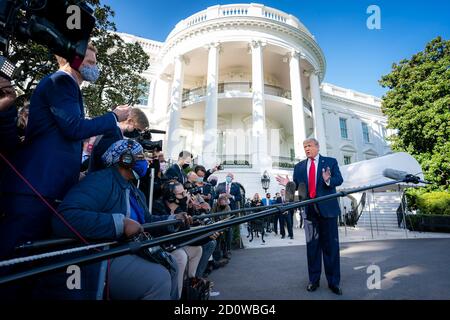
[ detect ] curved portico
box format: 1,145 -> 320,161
159,3 -> 328,170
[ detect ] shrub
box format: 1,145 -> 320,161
406,190 -> 450,215
416,192 -> 450,215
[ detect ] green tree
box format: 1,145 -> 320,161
8,0 -> 149,115
379,37 -> 450,190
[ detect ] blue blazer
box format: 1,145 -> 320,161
261,198 -> 274,206
293,155 -> 344,218
1,71 -> 117,200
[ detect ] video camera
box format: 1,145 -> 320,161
0,0 -> 96,79
183,182 -> 203,196
125,128 -> 164,153
137,129 -> 164,153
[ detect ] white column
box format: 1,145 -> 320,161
167,55 -> 185,161
251,40 -> 268,171
193,120 -> 204,163
149,79 -> 157,112
202,43 -> 220,169
310,71 -> 327,156
289,51 -> 307,160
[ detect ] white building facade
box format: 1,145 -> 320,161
119,3 -> 392,196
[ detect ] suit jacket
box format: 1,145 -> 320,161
53,167 -> 171,240
1,71 -> 117,200
261,198 -> 275,206
164,163 -> 187,184
293,155 -> 343,218
215,182 -> 242,210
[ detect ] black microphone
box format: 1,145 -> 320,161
382,168 -> 429,184
297,182 -> 307,201
285,181 -> 296,202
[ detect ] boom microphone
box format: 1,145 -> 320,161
382,168 -> 428,184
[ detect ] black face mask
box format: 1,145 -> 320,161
176,196 -> 188,207
124,129 -> 140,139
182,163 -> 190,170
210,180 -> 218,187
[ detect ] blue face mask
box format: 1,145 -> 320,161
132,160 -> 148,179
226,177 -> 232,183
79,64 -> 100,83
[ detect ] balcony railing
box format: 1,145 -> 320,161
168,4 -> 311,39
182,82 -> 292,102
218,82 -> 252,94
218,154 -> 252,168
272,156 -> 301,169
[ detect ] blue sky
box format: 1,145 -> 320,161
103,0 -> 450,98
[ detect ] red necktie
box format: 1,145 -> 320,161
226,184 -> 230,194
309,159 -> 316,199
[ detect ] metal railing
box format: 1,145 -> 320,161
218,154 -> 252,168
0,177 -> 416,286
272,156 -> 300,169
344,192 -> 367,226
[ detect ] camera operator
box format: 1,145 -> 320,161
182,171 -> 226,280
151,181 -> 203,299
0,76 -> 18,153
193,165 -> 215,207
0,43 -> 131,260
88,107 -> 149,173
184,172 -> 211,215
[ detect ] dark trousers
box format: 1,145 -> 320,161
272,213 -> 281,234
279,211 -> 294,238
304,207 -> 340,287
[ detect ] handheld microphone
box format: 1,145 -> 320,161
382,168 -> 429,184
297,182 -> 307,201
285,181 -> 296,202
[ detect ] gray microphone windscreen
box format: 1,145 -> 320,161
382,168 -> 408,181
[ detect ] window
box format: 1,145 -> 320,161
138,82 -> 150,106
339,118 -> 348,139
344,155 -> 352,165
362,122 -> 370,143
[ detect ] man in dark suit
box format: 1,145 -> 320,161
164,150 -> 193,184
215,172 -> 242,210
277,138 -> 344,295
214,172 -> 242,258
278,189 -> 294,239
0,43 -> 130,261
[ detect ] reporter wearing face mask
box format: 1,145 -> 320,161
51,139 -> 191,300
164,150 -> 193,184
0,43 -> 132,261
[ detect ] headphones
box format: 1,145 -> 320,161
118,140 -> 136,169
163,180 -> 179,203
